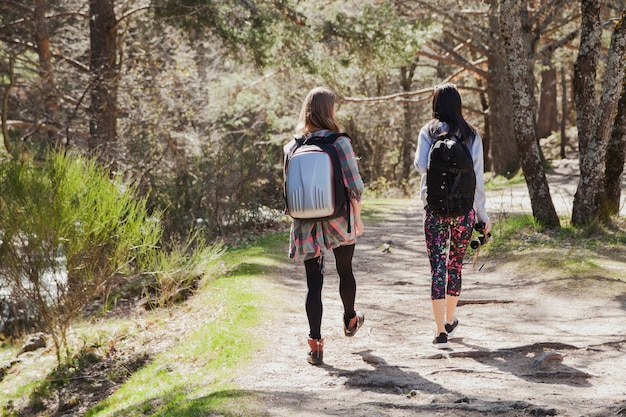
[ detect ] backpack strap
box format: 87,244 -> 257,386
317,133 -> 352,232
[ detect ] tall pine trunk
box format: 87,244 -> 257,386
487,0 -> 520,176
34,0 -> 62,151
537,60 -> 558,139
400,63 -> 417,183
89,0 -> 118,163
499,0 -> 559,228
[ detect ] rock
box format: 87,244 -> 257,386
530,351 -> 563,368
17,332 -> 46,356
0,358 -> 20,380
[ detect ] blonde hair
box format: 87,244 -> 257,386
296,86 -> 342,134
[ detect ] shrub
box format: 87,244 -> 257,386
0,152 -> 162,362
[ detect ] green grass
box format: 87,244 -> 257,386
484,213 -> 626,282
82,234 -> 287,417
0,344 -> 57,411
360,197 -> 415,223
484,169 -> 526,190
0,230 -> 288,417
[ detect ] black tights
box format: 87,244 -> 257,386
304,244 -> 357,340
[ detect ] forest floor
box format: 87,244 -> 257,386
236,159 -> 626,417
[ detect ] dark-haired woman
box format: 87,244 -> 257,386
284,86 -> 365,365
414,83 -> 491,349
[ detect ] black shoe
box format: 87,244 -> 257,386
445,318 -> 459,338
433,332 -> 449,349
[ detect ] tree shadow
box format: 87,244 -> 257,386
442,339 -> 593,387
615,291 -> 626,312
320,349 -> 448,394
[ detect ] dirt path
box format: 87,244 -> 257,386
237,162 -> 626,417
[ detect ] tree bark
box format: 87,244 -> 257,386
400,62 -> 417,182
486,0 -> 520,176
559,66 -> 568,158
572,6 -> 626,225
537,59 -> 558,139
602,72 -> 626,216
499,0 -> 559,228
34,0 -> 62,151
89,0 -> 118,163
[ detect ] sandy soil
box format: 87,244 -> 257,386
237,161 -> 626,417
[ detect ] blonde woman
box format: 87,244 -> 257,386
283,86 -> 365,365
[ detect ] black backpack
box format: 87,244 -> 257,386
284,133 -> 351,230
426,132 -> 476,216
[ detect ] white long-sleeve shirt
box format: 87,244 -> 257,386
414,121 -> 490,224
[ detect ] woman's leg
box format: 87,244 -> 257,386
333,244 -> 356,324
424,209 -> 450,335
446,211 -> 476,322
304,256 -> 324,340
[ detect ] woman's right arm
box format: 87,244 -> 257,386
414,125 -> 432,174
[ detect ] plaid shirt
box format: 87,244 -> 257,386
284,130 -> 364,260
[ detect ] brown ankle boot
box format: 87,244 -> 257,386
307,337 -> 324,365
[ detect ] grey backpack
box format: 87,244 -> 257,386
284,133 -> 350,228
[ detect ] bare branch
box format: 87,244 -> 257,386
343,72 -> 485,104
0,0 -> 30,13
536,27 -> 580,60
416,48 -> 489,79
114,6 -> 150,31
2,53 -> 16,155
5,120 -> 90,141
343,86 -> 433,103
429,39 -> 489,76
0,36 -> 90,72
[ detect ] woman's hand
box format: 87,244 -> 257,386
354,218 -> 365,236
483,220 -> 492,235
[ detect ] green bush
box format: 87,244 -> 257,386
0,152 -> 162,362
142,232 -> 226,308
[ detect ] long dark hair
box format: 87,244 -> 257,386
431,83 -> 475,143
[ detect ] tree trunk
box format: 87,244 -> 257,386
499,0 -> 559,228
572,6 -> 626,225
559,66 -> 568,158
399,62 -> 417,182
602,73 -> 626,216
34,0 -> 62,151
537,59 -> 558,139
89,0 -> 118,162
487,0 -> 520,176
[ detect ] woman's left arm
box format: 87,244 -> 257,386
335,136 -> 364,201
470,133 -> 490,229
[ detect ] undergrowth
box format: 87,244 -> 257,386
476,213 -> 626,282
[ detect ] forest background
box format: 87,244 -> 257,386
0,0 -> 625,414
2,0 -> 625,240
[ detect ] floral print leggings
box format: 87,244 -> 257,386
424,208 -> 476,300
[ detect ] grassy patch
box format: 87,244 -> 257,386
0,230 -> 287,417
360,197 -> 417,223
485,169 -> 526,190
484,214 -> 626,285
82,234 -> 286,417
0,344 -> 57,411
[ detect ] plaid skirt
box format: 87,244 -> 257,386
289,213 -> 357,261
